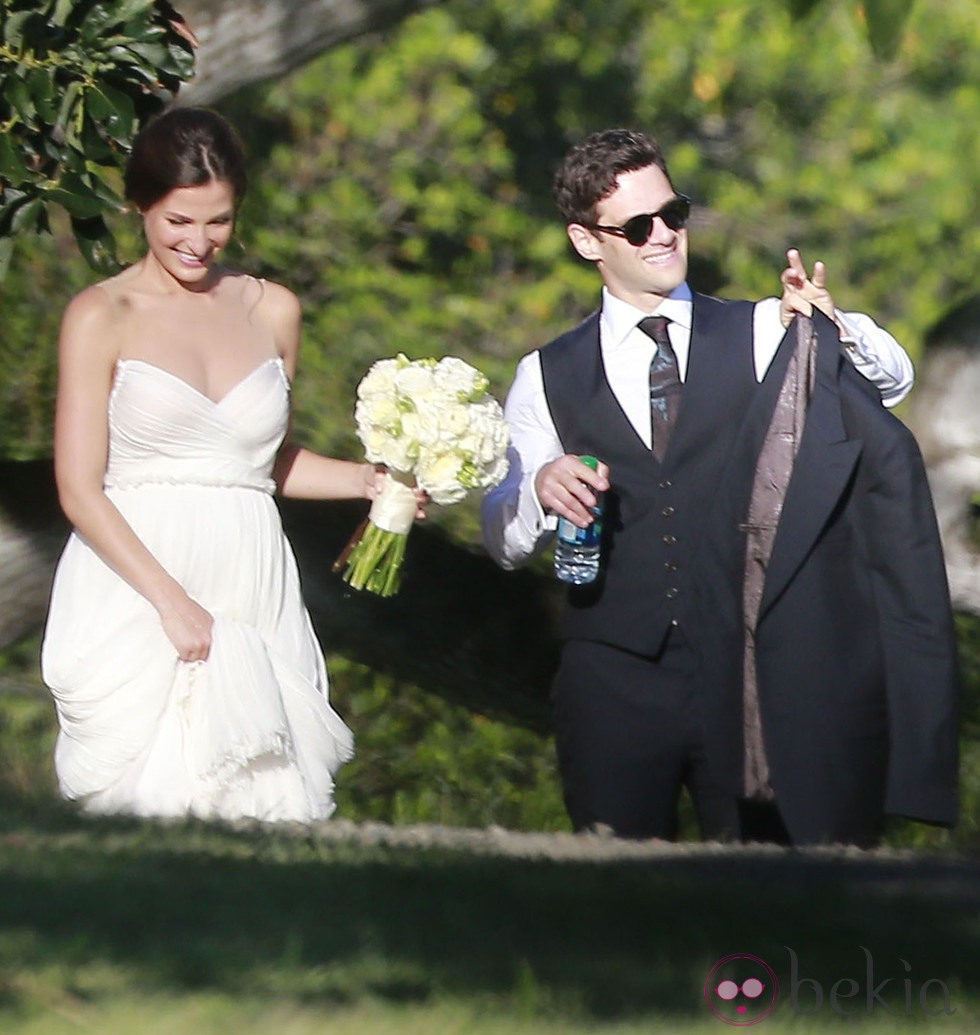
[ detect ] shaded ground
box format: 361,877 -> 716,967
1,799 -> 978,1029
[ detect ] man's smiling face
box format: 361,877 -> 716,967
567,163 -> 689,311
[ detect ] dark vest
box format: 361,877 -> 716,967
539,292 -> 757,656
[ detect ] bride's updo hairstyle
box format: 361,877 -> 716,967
124,106 -> 248,211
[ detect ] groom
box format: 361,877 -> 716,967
481,128 -> 955,846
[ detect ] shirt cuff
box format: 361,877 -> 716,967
518,468 -> 557,535
835,309 -> 861,350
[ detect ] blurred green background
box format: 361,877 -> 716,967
1,0 -> 978,1031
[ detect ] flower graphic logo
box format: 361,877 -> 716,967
704,953 -> 779,1025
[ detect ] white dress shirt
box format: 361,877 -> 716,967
481,283 -> 915,569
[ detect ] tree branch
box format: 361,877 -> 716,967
174,0 -> 441,105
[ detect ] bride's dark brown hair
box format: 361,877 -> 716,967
123,106 -> 248,211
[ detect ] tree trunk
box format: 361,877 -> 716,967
0,460 -> 558,731
902,300 -> 980,617
173,0 -> 440,105
165,0 -> 916,108
0,462 -> 68,652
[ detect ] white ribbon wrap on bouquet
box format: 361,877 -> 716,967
368,474 -> 417,534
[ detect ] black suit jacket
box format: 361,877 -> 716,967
697,311 -> 959,844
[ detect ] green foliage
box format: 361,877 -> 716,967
783,0 -> 916,59
0,0 -> 933,282
328,654 -> 568,831
0,209 -> 91,459
3,0 -> 979,465
0,0 -> 194,278
225,8 -> 595,470
624,0 -> 980,350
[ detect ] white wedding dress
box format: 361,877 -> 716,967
41,356 -> 354,823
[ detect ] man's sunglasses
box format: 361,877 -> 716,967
589,194 -> 691,246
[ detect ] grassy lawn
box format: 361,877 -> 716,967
1,797 -> 978,1034
1,630 -> 978,1034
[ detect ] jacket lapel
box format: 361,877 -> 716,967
757,310 -> 863,619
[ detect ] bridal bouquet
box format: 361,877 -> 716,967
335,354 -> 509,596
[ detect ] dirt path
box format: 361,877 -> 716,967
279,816 -> 980,899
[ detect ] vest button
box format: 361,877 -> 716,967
659,479 -> 672,489
662,505 -> 675,517
662,533 -> 677,545
664,561 -> 678,573
666,587 -> 679,599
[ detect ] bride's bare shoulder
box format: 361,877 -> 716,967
66,266 -> 142,316
237,273 -> 301,331
62,276 -> 118,330
238,273 -> 298,310
59,267 -> 153,368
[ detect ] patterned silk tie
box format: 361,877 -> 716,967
640,315 -> 682,462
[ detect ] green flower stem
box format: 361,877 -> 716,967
341,520 -> 409,597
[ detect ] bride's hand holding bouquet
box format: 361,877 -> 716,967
334,354 -> 509,597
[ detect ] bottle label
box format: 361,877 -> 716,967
557,513 -> 602,547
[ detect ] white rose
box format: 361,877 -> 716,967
394,363 -> 436,399
361,426 -> 391,463
358,358 -> 400,399
380,433 -> 418,473
434,356 -> 486,401
418,450 -> 467,504
415,407 -> 444,446
399,410 -> 421,444
440,402 -> 471,438
356,395 -> 400,433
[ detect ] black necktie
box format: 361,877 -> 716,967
640,315 -> 682,462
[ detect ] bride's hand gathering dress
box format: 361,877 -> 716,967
41,355 -> 354,822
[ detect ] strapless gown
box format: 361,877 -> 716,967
41,357 -> 354,822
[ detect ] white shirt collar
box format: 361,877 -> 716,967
600,283 -> 693,349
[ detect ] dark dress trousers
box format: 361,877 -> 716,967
540,293 -> 758,840
697,311 -> 960,846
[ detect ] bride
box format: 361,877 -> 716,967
41,106 -> 421,823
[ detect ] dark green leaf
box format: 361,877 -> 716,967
27,67 -> 59,123
10,196 -> 43,234
85,82 -> 136,142
160,38 -> 196,80
78,3 -> 118,45
78,118 -> 116,162
81,170 -> 124,211
864,0 -> 914,60
115,0 -> 158,24
46,0 -> 77,30
0,191 -> 43,237
0,188 -> 29,233
54,79 -> 83,135
104,45 -> 162,85
5,76 -> 36,127
45,171 -> 108,219
121,15 -> 160,42
0,135 -> 30,184
71,214 -> 121,273
17,11 -> 59,52
121,40 -> 171,68
1,10 -> 35,47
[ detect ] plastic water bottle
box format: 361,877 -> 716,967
554,455 -> 603,585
